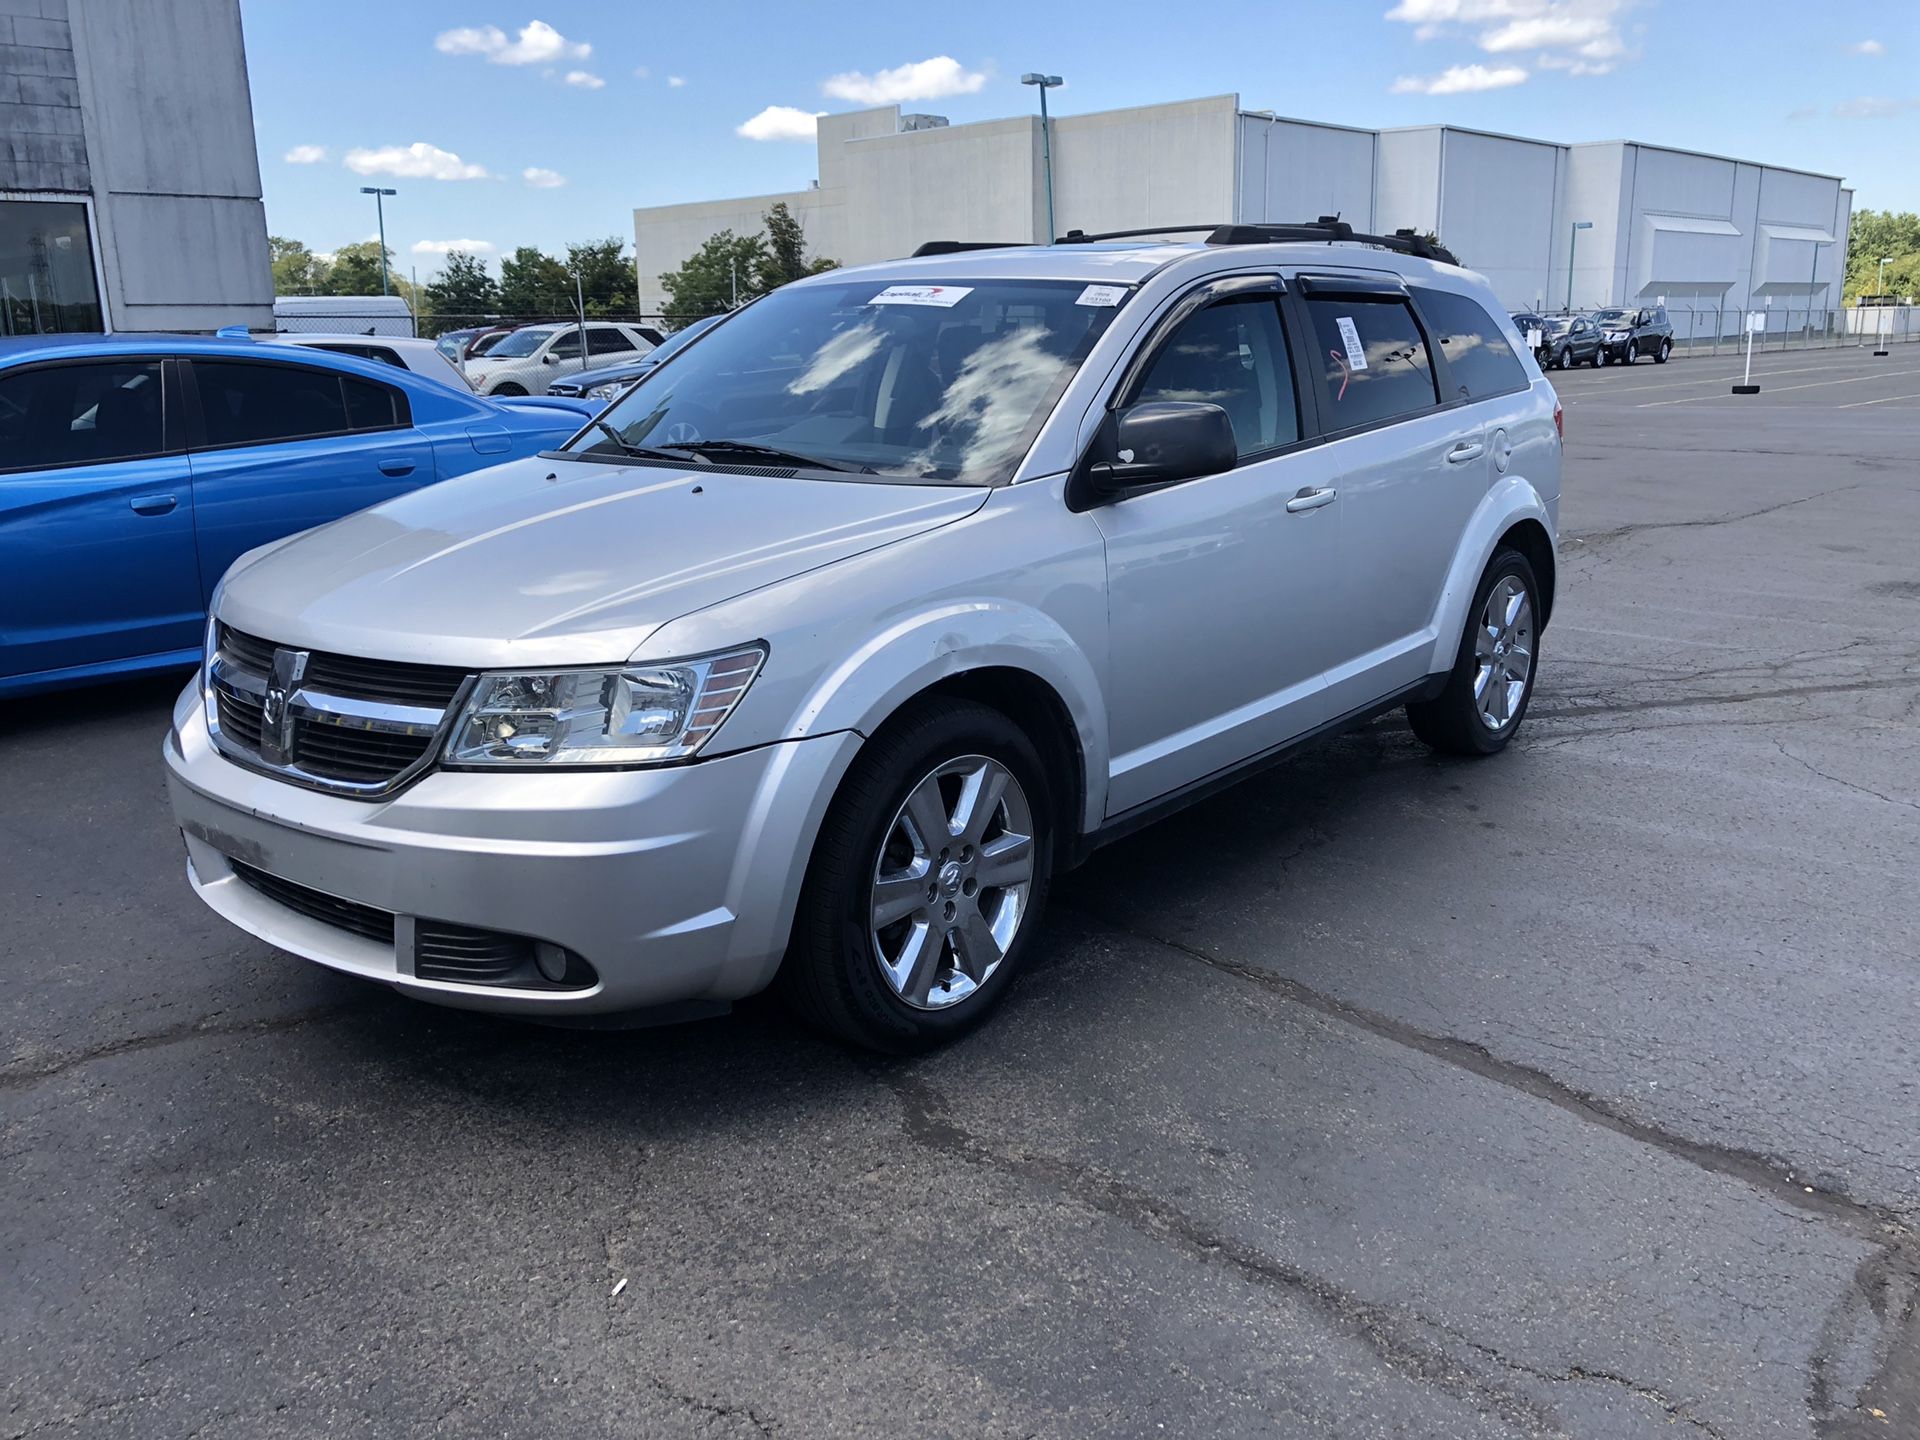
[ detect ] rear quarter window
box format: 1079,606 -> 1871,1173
1412,287 -> 1529,402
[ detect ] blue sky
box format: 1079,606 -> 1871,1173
240,0 -> 1918,276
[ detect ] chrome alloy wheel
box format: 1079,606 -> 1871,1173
1474,576 -> 1535,732
869,755 -> 1035,1011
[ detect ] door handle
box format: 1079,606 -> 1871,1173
1285,486 -> 1338,513
129,493 -> 177,516
378,457 -> 416,477
1446,441 -> 1486,464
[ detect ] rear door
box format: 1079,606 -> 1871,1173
1291,276 -> 1508,715
0,357 -> 204,681
183,357 -> 434,600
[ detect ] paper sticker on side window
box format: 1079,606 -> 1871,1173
1335,316 -> 1369,372
869,285 -> 973,308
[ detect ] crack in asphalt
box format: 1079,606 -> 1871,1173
0,998 -> 377,1093
1562,484 -> 1857,551
1528,674 -> 1920,722
879,1069 -> 1563,1437
1773,739 -> 1920,813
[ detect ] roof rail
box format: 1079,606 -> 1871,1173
910,240 -> 1027,257
1055,225 -> 1225,244
1206,218 -> 1459,266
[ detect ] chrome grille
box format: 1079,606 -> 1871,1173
207,625 -> 471,797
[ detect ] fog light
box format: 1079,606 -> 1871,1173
534,941 -> 570,984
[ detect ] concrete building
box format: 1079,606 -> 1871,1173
634,94 -> 1851,338
1,0 -> 271,334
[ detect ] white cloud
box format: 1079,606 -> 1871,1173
633,65 -> 650,79
821,55 -> 987,105
522,166 -> 567,188
343,142 -> 491,181
434,20 -> 589,66
667,75 -> 686,88
412,238 -> 497,256
564,69 -> 605,89
283,144 -> 328,164
1847,39 -> 1885,57
1391,63 -> 1529,95
1786,104 -> 1819,121
1832,95 -> 1920,118
1386,0 -> 1635,81
737,105 -> 825,141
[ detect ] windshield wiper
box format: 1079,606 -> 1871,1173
589,421 -> 695,463
662,438 -> 873,474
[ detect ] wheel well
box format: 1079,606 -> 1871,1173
1499,519 -> 1556,628
912,667 -> 1087,865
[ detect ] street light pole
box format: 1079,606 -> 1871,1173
1566,220 -> 1592,312
360,186 -> 396,295
1021,73 -> 1064,244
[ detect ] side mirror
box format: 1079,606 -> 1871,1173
541,352 -> 557,364
1081,401 -> 1237,503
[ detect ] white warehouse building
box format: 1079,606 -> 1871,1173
634,93 -> 1851,339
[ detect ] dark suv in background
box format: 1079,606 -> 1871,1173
1593,305 -> 1673,365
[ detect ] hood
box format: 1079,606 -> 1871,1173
216,456 -> 987,667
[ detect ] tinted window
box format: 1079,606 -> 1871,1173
0,361 -> 165,471
1413,287 -> 1529,401
194,361 -> 403,446
587,328 -> 636,355
547,331 -> 583,360
310,342 -> 406,370
1132,295 -> 1299,459
1303,296 -> 1439,429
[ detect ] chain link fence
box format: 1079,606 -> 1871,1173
266,307 -> 713,340
1655,302 -> 1918,357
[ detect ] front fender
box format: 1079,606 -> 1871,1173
783,601 -> 1111,835
1424,472 -> 1558,675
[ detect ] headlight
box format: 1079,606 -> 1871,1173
445,645 -> 765,767
585,381 -> 630,401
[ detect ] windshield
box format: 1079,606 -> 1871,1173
1593,309 -> 1630,323
1543,316 -> 1575,333
574,278 -> 1127,484
486,328 -> 556,359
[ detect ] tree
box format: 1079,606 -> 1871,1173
756,202 -> 836,292
325,241 -> 404,297
423,251 -> 499,319
269,235 -> 331,294
565,237 -> 639,316
1845,209 -> 1920,301
658,228 -> 769,329
498,245 -> 574,314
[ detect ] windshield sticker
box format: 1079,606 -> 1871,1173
1335,316 -> 1369,372
868,285 -> 973,308
1075,284 -> 1128,307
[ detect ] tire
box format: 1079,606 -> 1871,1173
1406,548 -> 1541,757
1625,340 -> 1639,365
1555,347 -> 1571,370
1655,339 -> 1671,364
778,697 -> 1054,1053
1587,348 -> 1603,368
1596,347 -> 1611,367
491,382 -> 527,397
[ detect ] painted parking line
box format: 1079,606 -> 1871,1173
1637,367 -> 1920,407
1558,357 -> 1889,397
1837,391 -> 1920,410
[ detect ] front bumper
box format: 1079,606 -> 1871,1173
163,680 -> 859,1016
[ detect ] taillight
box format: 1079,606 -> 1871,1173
1553,400 -> 1564,443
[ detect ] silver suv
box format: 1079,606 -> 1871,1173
164,226 -> 1561,1052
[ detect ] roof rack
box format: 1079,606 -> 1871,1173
1056,225 -> 1224,244
1206,218 -> 1459,266
910,240 -> 1027,257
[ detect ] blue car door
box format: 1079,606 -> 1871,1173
0,356 -> 205,683
183,356 -> 436,601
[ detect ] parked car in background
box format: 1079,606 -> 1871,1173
434,326 -> 514,368
548,313 -> 725,402
266,333 -> 473,391
463,321 -> 657,397
1535,314 -> 1603,369
0,335 -> 593,697
1592,305 -> 1673,364
273,294 -> 415,338
164,226 -> 1560,1051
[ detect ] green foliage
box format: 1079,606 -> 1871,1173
269,235 -> 331,295
325,241 -> 402,297
422,251 -> 499,317
658,228 -> 769,330
756,202 -> 837,292
498,245 -> 575,313
1844,210 -> 1920,301
565,237 -> 639,316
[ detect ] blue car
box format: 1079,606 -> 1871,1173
0,334 -> 593,697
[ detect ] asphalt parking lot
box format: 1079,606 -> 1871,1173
4,342 -> 1917,1439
